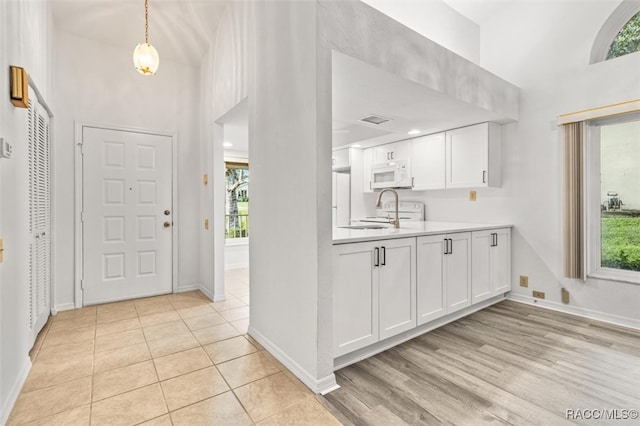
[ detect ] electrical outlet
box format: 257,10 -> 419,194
519,275 -> 528,287
469,191 -> 477,201
204,219 -> 209,230
532,290 -> 545,299
561,288 -> 570,304
0,138 -> 13,159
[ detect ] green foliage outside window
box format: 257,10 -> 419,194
606,11 -> 640,60
601,213 -> 640,271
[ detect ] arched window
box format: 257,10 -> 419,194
590,0 -> 640,63
607,10 -> 640,60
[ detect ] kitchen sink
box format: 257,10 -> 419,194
339,224 -> 391,230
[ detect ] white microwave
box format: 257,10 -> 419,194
371,160 -> 412,189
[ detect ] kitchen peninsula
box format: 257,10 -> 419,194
333,221 -> 512,369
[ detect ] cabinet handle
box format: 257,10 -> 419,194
381,246 -> 386,266
482,170 -> 486,183
444,238 -> 450,255
374,247 -> 380,267
449,238 -> 453,254
493,233 -> 498,247
411,177 -> 415,188
332,158 -> 335,166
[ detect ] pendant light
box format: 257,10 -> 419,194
133,0 -> 159,75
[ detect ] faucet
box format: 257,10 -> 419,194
375,189 -> 400,228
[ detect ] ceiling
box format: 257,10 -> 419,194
50,0 -> 513,152
51,0 -> 230,65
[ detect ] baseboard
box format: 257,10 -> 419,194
176,283 -> 202,294
213,292 -> 226,302
0,356 -> 32,425
53,302 -> 77,314
248,326 -> 339,395
507,293 -> 640,330
334,295 -> 506,370
197,284 -> 215,301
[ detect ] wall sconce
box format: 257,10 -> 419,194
9,66 -> 29,108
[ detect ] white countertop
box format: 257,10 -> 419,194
333,221 -> 512,244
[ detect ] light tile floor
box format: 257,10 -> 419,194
8,268 -> 341,425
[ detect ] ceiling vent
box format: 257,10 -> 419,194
359,114 -> 391,125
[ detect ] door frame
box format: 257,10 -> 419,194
74,122 -> 179,308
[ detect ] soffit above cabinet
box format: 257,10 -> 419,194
328,1 -> 520,149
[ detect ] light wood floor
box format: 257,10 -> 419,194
320,300 -> 640,425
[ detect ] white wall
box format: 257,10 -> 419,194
362,0 -> 480,64
199,2 -> 250,301
0,0 -> 53,422
52,30 -> 202,308
250,0 -> 337,393
401,0 -> 640,325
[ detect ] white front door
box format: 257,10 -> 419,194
82,127 -> 173,305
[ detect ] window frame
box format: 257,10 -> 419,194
586,113 -> 640,285
224,158 -> 249,244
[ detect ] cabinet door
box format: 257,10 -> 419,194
388,140 -> 411,162
446,123 -> 489,188
491,228 -> 511,295
363,148 -> 373,193
416,235 -> 446,325
378,238 -> 416,340
411,133 -> 445,190
446,232 -> 471,313
372,145 -> 392,164
333,241 -> 379,357
372,140 -> 411,163
471,230 -> 492,304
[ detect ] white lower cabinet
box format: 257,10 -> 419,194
416,232 -> 471,325
333,238 -> 416,357
334,227 -> 510,358
472,228 -> 511,303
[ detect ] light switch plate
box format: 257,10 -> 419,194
469,191 -> 477,201
0,138 -> 12,159
202,174 -> 208,185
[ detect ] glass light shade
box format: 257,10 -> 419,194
133,43 -> 159,75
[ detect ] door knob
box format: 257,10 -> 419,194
164,210 -> 171,215
163,221 -> 171,228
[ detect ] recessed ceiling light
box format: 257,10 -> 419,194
223,142 -> 233,148
351,144 -> 362,148
408,129 -> 420,135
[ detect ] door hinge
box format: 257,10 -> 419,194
80,211 -> 85,222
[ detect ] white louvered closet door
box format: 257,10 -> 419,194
28,95 -> 51,344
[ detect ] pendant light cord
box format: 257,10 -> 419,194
144,0 -> 149,44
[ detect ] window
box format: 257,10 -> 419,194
587,114 -> 640,282
225,161 -> 249,239
606,10 -> 640,60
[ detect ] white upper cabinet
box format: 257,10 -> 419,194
411,133 -> 446,191
446,122 -> 501,188
372,140 -> 411,164
332,147 -> 351,171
